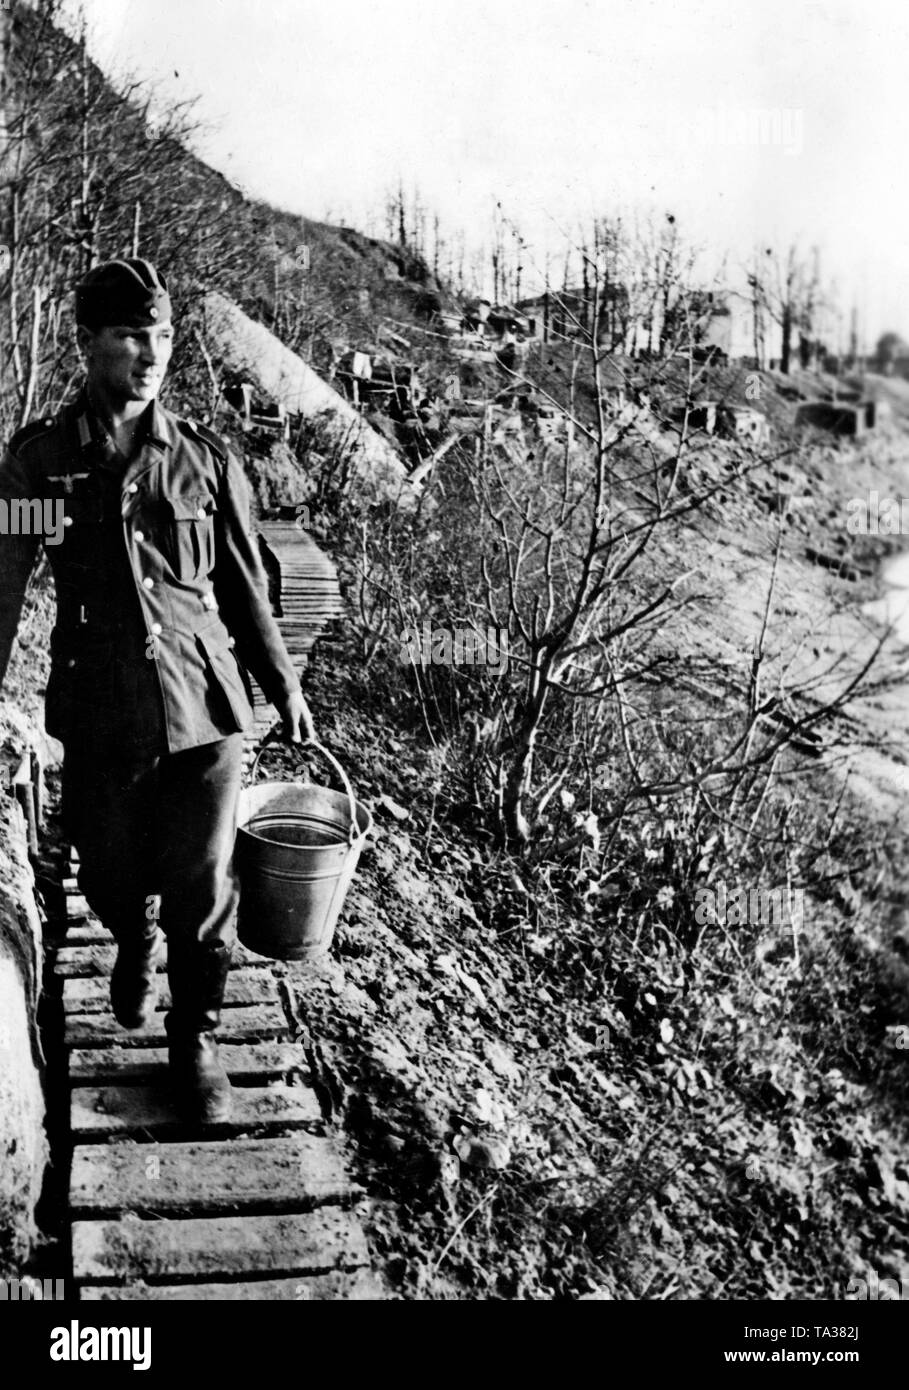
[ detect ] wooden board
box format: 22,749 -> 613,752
68,1041 -> 305,1086
65,923 -> 113,945
63,968 -> 279,1014
65,1002 -> 289,1048
73,1208 -> 369,1283
71,1084 -> 321,1139
56,940 -> 269,977
70,1134 -> 354,1216
80,1269 -> 383,1300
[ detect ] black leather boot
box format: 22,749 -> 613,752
110,925 -> 165,1030
165,940 -> 234,1124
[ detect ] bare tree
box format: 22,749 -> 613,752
751,242 -> 830,374
351,229 -> 882,853
1,0 -> 266,423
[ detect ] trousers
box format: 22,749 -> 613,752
61,733 -> 245,952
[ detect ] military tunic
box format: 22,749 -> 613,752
0,391 -> 301,950
0,390 -> 300,752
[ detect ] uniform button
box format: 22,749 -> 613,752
62,516 -> 73,528
134,530 -> 145,542
150,622 -> 162,636
44,419 -> 53,428
142,577 -> 154,590
127,483 -> 139,495
196,506 -> 207,519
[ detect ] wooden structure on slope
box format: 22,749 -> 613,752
246,520 -> 345,755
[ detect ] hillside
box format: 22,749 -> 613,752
287,371 -> 909,1300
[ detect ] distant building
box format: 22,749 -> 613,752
718,405 -> 771,445
516,285 -> 630,348
515,284 -> 786,363
435,299 -> 532,364
794,400 -> 871,437
680,290 -> 783,366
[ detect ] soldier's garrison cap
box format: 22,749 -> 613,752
75,258 -> 172,330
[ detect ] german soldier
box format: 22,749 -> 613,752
0,258 -> 314,1122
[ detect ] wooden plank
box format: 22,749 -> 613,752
69,1041 -> 305,1086
57,944 -> 151,977
56,940 -> 269,977
70,1134 -> 354,1216
63,968 -> 279,1014
66,923 -> 112,945
71,1083 -> 321,1139
80,1270 -> 383,1300
73,1208 -> 369,1282
276,586 -> 339,599
65,1002 -> 288,1048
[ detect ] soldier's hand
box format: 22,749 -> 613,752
278,689 -> 316,743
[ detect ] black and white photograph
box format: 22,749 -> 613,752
0,0 -> 907,1348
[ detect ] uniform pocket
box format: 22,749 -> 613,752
196,626 -> 253,732
165,493 -> 217,580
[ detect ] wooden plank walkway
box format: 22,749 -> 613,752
55,526 -> 383,1299
247,522 -> 345,761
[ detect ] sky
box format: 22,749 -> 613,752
66,0 -> 909,345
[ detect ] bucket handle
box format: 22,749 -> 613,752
249,724 -> 363,847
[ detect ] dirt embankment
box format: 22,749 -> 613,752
0,581 -> 57,1276
281,368 -> 909,1300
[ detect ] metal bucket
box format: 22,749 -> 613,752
236,734 -> 372,961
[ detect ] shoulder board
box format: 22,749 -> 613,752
182,418 -> 229,462
8,414 -> 59,456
